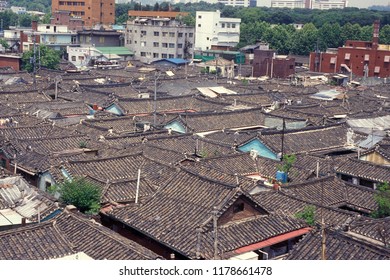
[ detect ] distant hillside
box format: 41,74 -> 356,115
8,0 -> 51,13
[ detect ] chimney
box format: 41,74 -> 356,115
373,20 -> 380,50
19,31 -> 25,52
32,20 -> 38,32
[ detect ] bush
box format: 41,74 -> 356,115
371,182 -> 390,218
53,177 -> 101,214
295,205 -> 316,226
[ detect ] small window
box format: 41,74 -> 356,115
198,24 -> 201,27
162,43 -> 168,48
198,15 -> 202,19
232,23 -> 236,28
222,23 -> 225,28
169,43 -> 175,48
154,31 -> 159,36
233,203 -> 244,213
71,56 -> 76,61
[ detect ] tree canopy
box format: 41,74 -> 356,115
21,44 -> 61,72
372,182 -> 390,219
52,177 -> 101,214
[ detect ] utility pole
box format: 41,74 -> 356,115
153,71 -> 160,127
32,32 -> 37,90
281,118 -> 285,160
212,207 -> 219,260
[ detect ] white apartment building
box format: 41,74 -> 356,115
271,0 -> 347,9
311,0 -> 347,10
195,10 -> 241,51
125,17 -> 195,63
271,0 -> 305,8
217,0 -> 251,7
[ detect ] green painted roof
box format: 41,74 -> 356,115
95,47 -> 134,56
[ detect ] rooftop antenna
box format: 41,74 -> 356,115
281,118 -> 286,160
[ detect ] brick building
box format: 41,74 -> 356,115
0,54 -> 21,71
253,49 -> 295,78
309,20 -> 390,78
51,0 -> 115,28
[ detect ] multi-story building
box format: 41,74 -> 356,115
217,0 -> 251,7
125,12 -> 194,63
195,10 -> 241,51
309,21 -> 390,78
51,0 -> 115,28
10,6 -> 26,14
271,0 -> 305,8
271,0 -> 347,9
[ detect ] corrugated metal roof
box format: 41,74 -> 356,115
348,115 -> 390,130
0,209 -> 27,226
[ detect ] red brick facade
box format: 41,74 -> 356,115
253,49 -> 295,78
52,0 -> 115,28
309,20 -> 390,78
0,55 -> 21,71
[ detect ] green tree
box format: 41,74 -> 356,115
0,38 -> 9,49
21,44 -> 61,72
278,154 -> 297,173
180,14 -> 195,27
295,205 -> 316,226
290,23 -> 318,55
371,182 -> 390,218
263,24 -> 293,54
318,22 -> 341,50
380,25 -> 390,44
54,177 -> 101,214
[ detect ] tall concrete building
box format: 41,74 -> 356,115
125,11 -> 195,63
51,0 -> 115,28
195,10 -> 241,51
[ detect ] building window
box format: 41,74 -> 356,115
71,56 -> 76,61
153,53 -> 159,58
141,52 -> 146,57
189,33 -> 193,38
153,42 -> 159,47
99,37 -> 105,43
141,41 -> 146,47
162,32 -> 168,37
154,31 -> 159,36
198,24 -> 201,27
79,56 -> 84,61
162,43 -> 168,48
141,30 -> 147,36
169,43 -> 175,48
198,15 -> 202,19
169,54 -> 174,58
178,33 -> 183,38
227,23 -> 230,28
169,32 -> 175,37
178,43 -> 183,48
162,53 -> 168,58
232,23 -> 236,28
222,23 -> 225,28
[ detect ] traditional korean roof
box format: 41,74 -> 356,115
106,169 -> 306,259
0,210 -> 161,260
282,176 -> 377,214
256,123 -> 360,155
166,108 -> 266,133
108,95 -> 229,115
336,158 -> 390,183
348,217 -> 390,247
286,229 -> 390,260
